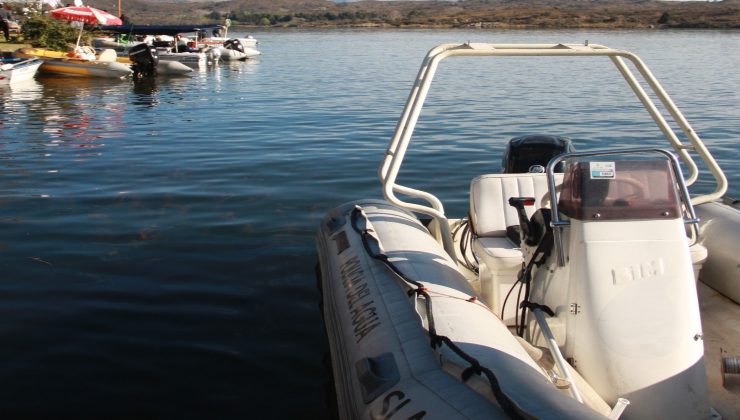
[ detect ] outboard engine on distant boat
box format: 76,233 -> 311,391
129,43 -> 159,78
502,134 -> 574,173
223,38 -> 245,53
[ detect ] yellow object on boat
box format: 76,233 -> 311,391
14,48 -> 132,79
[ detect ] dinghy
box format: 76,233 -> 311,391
316,43 -> 739,419
217,39 -> 261,61
0,57 -> 42,85
15,47 -> 132,79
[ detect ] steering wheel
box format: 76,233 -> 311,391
612,177 -> 648,200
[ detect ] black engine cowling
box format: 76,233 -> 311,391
129,43 -> 159,78
501,134 -> 574,173
223,39 -> 244,53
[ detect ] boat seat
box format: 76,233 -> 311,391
469,173 -> 563,321
96,49 -> 118,62
470,173 -> 563,251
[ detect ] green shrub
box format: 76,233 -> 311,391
21,14 -> 87,50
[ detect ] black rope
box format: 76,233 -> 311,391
452,218 -> 479,274
519,301 -> 555,317
350,206 -> 526,420
501,264 -> 524,321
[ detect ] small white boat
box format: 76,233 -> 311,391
199,35 -> 258,49
0,57 -> 42,85
156,45 -> 220,68
216,39 -> 261,61
317,43 -> 740,419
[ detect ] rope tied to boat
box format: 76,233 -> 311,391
519,301 -> 555,317
349,205 -> 527,420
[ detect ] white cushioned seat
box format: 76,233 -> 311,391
469,173 -> 563,322
472,237 -> 522,270
470,173 -> 563,238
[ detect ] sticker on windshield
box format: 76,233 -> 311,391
590,162 -> 616,179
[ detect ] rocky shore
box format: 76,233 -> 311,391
99,0 -> 740,30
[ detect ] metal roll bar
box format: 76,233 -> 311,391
378,43 -> 727,259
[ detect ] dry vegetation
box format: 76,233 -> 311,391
91,0 -> 740,29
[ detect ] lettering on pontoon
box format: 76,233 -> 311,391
611,259 -> 665,285
339,256 -> 381,343
333,231 -> 350,254
375,390 -> 426,419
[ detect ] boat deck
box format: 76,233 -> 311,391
447,218 -> 740,417
699,282 -> 740,417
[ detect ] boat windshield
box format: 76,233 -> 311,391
558,159 -> 681,221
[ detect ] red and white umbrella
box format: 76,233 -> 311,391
50,6 -> 122,48
50,6 -> 122,26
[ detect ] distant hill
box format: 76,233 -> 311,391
90,0 -> 740,29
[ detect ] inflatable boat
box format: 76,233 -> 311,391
15,48 -> 133,79
0,57 -> 42,85
316,43 -> 740,419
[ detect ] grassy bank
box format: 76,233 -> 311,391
1,42 -> 32,53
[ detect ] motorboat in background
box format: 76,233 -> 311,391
199,35 -> 259,50
0,55 -> 42,85
117,44 -> 193,77
196,19 -> 259,50
215,39 -> 261,61
14,47 -> 132,79
316,43 -> 740,419
98,24 -> 260,63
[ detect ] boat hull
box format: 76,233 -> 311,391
0,58 -> 42,85
116,56 -> 193,76
317,200 -> 605,419
15,48 -> 132,79
218,46 -> 261,61
157,52 -> 208,68
696,199 -> 740,303
200,36 -> 258,49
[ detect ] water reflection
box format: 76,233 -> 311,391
132,77 -> 160,108
0,79 -> 43,103
0,80 -> 44,135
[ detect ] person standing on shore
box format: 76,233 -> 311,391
0,3 -> 13,41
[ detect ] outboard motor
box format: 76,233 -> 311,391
223,38 -> 245,53
129,43 -> 159,79
502,134 -> 574,173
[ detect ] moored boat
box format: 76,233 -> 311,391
116,44 -> 193,77
199,35 -> 258,49
15,47 -> 132,79
216,39 -> 261,61
0,56 -> 42,85
97,24 -> 223,67
316,43 -> 740,419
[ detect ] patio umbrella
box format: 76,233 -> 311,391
50,6 -> 122,48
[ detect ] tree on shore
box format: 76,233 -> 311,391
21,14 -> 82,50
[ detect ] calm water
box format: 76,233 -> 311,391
0,29 -> 738,418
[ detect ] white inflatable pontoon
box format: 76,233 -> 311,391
317,43 -> 739,419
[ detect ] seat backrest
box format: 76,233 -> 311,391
96,48 -> 118,62
470,173 -> 563,237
